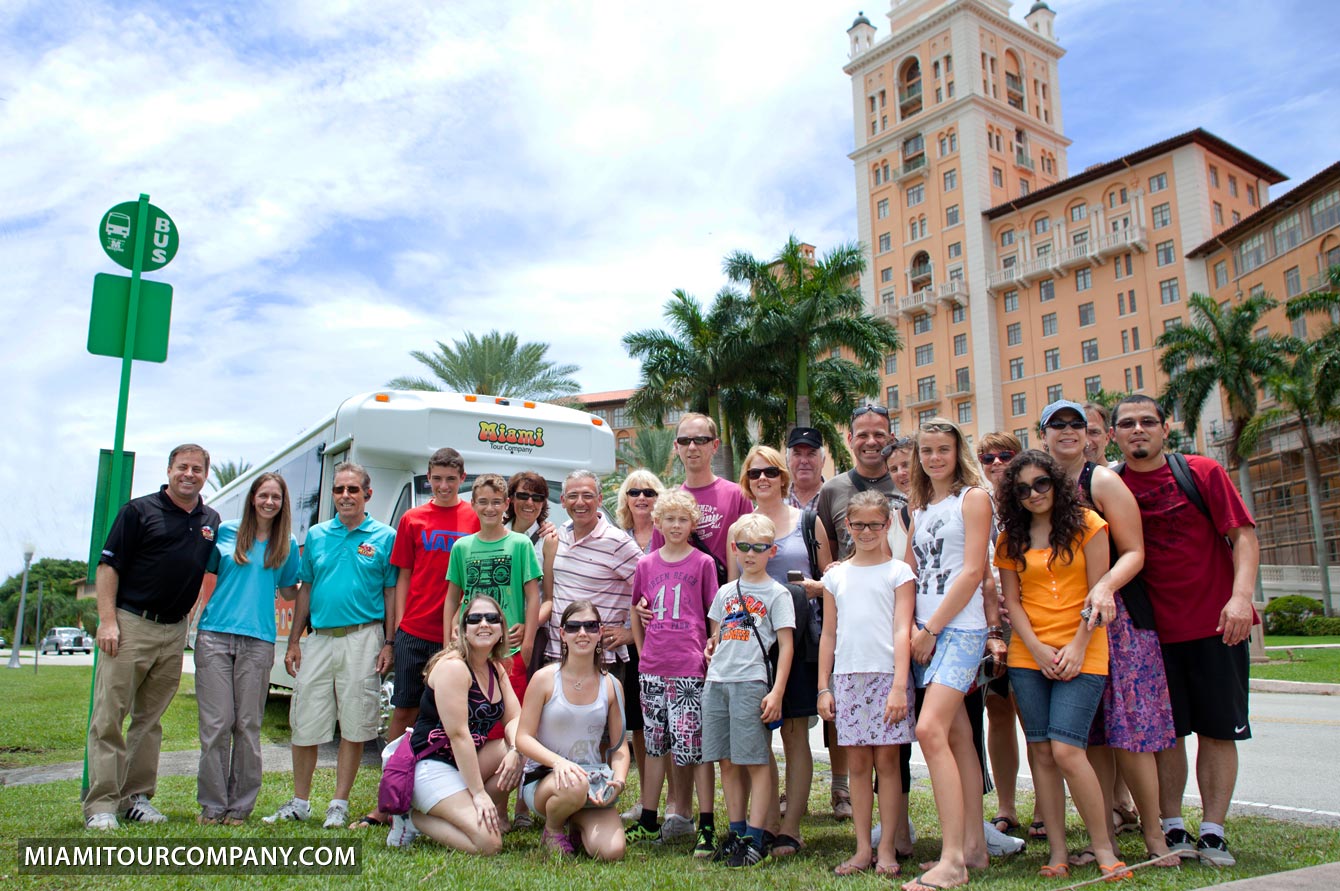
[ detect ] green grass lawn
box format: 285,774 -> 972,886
1263,635 -> 1340,647
1253,642 -> 1340,683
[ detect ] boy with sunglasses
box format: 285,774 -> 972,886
702,514 -> 795,868
651,413 -> 753,573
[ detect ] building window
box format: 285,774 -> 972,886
907,184 -> 925,207
909,217 -> 928,240
1039,279 -> 1055,302
877,198 -> 889,219
1075,268 -> 1092,291
1042,312 -> 1058,337
1009,357 -> 1024,380
1004,290 -> 1019,312
1311,189 -> 1340,232
879,232 -> 891,253
1081,339 -> 1099,362
1248,185 -> 1257,206
1159,279 -> 1180,304
1136,365 -> 1144,388
918,408 -> 938,425
1044,348 -> 1060,371
1228,174 -> 1238,197
1209,165 -> 1219,187
957,401 -> 973,424
1108,187 -> 1128,207
1011,393 -> 1027,416
1292,314 -> 1308,339
884,352 -> 898,374
1114,252 -> 1132,279
1046,384 -> 1064,403
917,375 -> 936,401
1084,375 -> 1102,397
955,367 -> 971,392
1232,211 -> 1241,224
1000,229 -> 1015,247
1020,179 -> 1031,196
914,314 -> 933,335
1285,266 -> 1301,298
1237,232 -> 1267,273
1213,202 -> 1224,225
1070,203 -> 1088,222
1078,302 -> 1095,326
1132,327 -> 1141,350
891,416 -> 902,436
1034,217 -> 1051,235
1149,172 -> 1168,193
992,167 -> 1004,187
915,344 -> 934,366
886,385 -> 900,409
1156,240 -> 1175,266
1126,289 -> 1137,313
944,169 -> 958,190
1152,202 -> 1171,229
1274,212 -> 1303,251
1214,260 -> 1228,288
946,205 -> 960,226
1121,330 -> 1129,353
951,303 -> 966,323
1007,322 -> 1022,346
881,267 -> 894,283
1163,317 -> 1183,333
954,332 -> 968,355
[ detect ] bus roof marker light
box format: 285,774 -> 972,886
524,401 -> 536,408
374,393 -> 390,402
592,417 -> 604,426
464,395 -> 477,402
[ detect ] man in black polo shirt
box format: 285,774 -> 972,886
84,444 -> 221,831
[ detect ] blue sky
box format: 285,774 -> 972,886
2,0 -> 1338,579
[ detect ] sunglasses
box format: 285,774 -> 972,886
331,485 -> 365,494
1114,416 -> 1163,430
676,435 -> 714,446
626,488 -> 659,498
464,612 -> 503,626
1013,477 -> 1055,499
851,403 -> 891,420
734,541 -> 773,553
849,521 -> 887,532
922,422 -> 956,434
512,491 -> 546,503
563,620 -> 602,634
979,451 -> 1016,465
1045,418 -> 1088,431
746,467 -> 783,480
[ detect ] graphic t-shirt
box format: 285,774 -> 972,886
910,488 -> 987,631
633,548 -> 718,679
706,578 -> 796,685
446,531 -> 542,656
650,477 -> 753,568
391,501 -> 480,643
200,520 -> 300,642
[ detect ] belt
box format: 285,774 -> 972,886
312,620 -> 380,638
119,606 -> 186,625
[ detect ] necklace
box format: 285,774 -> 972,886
569,671 -> 596,692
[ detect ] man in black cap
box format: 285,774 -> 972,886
785,427 -> 826,511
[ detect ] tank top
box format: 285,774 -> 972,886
765,516 -> 811,584
524,668 -> 611,774
411,661 -> 503,766
911,487 -> 987,630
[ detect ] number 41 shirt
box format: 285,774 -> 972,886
632,548 -> 719,679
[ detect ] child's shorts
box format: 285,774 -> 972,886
833,671 -> 917,746
912,625 -> 988,693
701,680 -> 771,766
640,674 -> 705,766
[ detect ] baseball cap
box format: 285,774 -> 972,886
786,427 -> 823,450
1040,399 -> 1087,428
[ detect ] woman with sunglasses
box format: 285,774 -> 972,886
993,450 -> 1130,881
518,600 -> 630,860
1040,400 -> 1175,868
738,444 -> 832,856
387,595 -> 523,853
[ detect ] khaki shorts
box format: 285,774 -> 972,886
290,623 -> 382,745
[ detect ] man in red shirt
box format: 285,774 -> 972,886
1111,395 -> 1258,868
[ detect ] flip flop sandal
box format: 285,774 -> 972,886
1069,848 -> 1098,867
348,813 -> 390,829
991,815 -> 1021,834
1039,863 -> 1070,878
770,834 -> 803,857
1028,820 -> 1048,841
1100,861 -> 1133,881
834,858 -> 874,877
901,875 -> 953,891
875,861 -> 902,877
1112,805 -> 1140,834
1147,850 -> 1182,868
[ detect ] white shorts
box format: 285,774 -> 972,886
380,733 -> 468,813
290,623 -> 382,746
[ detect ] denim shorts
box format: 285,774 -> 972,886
1008,667 -> 1106,748
912,625 -> 988,693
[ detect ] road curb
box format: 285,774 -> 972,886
1250,678 -> 1340,695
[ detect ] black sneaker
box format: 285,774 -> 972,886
727,836 -> 765,869
710,831 -> 739,863
1165,827 -> 1198,859
1196,833 -> 1236,866
693,825 -> 718,859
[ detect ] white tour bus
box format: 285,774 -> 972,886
201,390 -> 616,692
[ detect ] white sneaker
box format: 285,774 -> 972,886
660,813 -> 695,842
123,794 -> 167,824
323,802 -> 349,829
620,803 -> 643,821
386,813 -> 420,848
984,820 -> 1025,857
262,798 -> 311,824
871,818 -> 917,849
86,812 -> 120,831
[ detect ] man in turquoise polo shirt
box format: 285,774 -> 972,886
265,461 -> 397,829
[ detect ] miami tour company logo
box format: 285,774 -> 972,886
477,421 -> 545,455
17,839 -> 361,876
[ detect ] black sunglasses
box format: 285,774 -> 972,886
734,541 -> 772,553
1045,418 -> 1088,430
676,435 -> 714,446
979,451 -> 1016,465
563,620 -> 601,634
512,491 -> 545,503
1013,477 -> 1055,499
464,612 -> 503,625
851,403 -> 891,420
746,467 -> 783,480
626,488 -> 659,498
331,485 -> 365,494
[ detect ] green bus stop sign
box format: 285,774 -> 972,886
99,201 -> 179,272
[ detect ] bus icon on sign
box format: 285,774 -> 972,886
105,212 -> 132,238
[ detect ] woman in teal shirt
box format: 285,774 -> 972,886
195,472 -> 300,824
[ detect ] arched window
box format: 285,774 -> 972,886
898,57 -> 923,118
1003,50 -> 1025,111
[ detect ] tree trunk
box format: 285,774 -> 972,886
708,394 -> 734,481
1300,425 -> 1334,617
1234,446 -> 1268,663
795,354 -> 811,429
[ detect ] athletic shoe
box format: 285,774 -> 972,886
626,822 -> 663,844
984,820 -> 1026,856
263,798 -> 311,824
661,813 -> 695,842
1196,833 -> 1236,866
323,802 -> 348,829
1165,827 -> 1199,860
542,827 -> 576,857
123,794 -> 167,824
710,830 -> 740,863
386,814 -> 420,848
832,791 -> 853,821
727,836 -> 765,869
620,803 -> 643,821
86,812 -> 120,831
693,825 -> 719,859
871,818 -> 917,848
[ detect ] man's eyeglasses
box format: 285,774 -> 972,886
733,541 -> 773,553
512,491 -> 545,503
563,620 -> 602,634
1045,418 -> 1088,431
1114,416 -> 1163,430
332,485 -> 365,495
1012,477 -> 1055,499
626,488 -> 659,498
851,403 -> 891,420
676,435 -> 714,446
464,612 -> 503,626
849,521 -> 887,532
745,467 -> 783,480
979,451 -> 1016,465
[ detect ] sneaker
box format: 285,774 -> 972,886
710,830 -> 740,863
124,794 -> 167,824
626,822 -> 663,844
323,802 -> 348,829
511,812 -> 534,831
86,812 -> 120,831
386,814 -> 420,848
620,803 -> 643,821
1196,833 -> 1236,867
727,836 -> 765,869
1165,827 -> 1199,860
985,820 -> 1026,857
263,798 -> 311,824
661,813 -> 695,842
542,827 -> 576,857
694,825 -> 719,859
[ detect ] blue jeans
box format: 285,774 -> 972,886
1008,667 -> 1105,748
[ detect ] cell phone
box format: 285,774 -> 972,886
786,570 -> 804,582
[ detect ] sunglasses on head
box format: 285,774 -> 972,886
1045,418 -> 1088,430
734,541 -> 772,553
979,450 -> 1016,465
332,485 -> 365,494
746,466 -> 782,480
851,403 -> 891,420
1013,477 -> 1055,499
922,422 -> 956,434
511,491 -> 545,503
464,612 -> 502,625
676,435 -> 714,446
626,488 -> 659,498
563,620 -> 602,634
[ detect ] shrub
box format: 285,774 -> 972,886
1303,615 -> 1340,636
1264,595 -> 1325,635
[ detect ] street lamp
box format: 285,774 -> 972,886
6,544 -> 35,669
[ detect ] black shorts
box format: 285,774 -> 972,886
781,655 -> 819,719
1161,636 -> 1250,741
391,629 -> 442,708
624,646 -> 644,733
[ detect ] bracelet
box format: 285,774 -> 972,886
817,687 -> 833,697
987,625 -> 1005,636
383,640 -> 394,648
922,626 -> 940,636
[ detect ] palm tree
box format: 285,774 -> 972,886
622,288 -> 756,479
1284,264 -> 1340,410
387,330 -> 581,403
619,427 -> 683,485
723,236 -> 902,432
209,459 -> 252,491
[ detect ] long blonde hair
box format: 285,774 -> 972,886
615,469 -> 665,530
908,417 -> 986,511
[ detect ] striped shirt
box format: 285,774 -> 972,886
546,514 -> 643,662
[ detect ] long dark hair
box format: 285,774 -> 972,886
996,450 -> 1086,569
558,600 -> 607,673
235,472 -> 292,569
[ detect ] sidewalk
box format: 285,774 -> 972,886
1205,862 -> 1340,889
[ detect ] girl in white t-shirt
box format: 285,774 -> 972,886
817,490 -> 916,878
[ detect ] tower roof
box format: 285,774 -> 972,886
848,10 -> 872,30
1028,1 -> 1053,13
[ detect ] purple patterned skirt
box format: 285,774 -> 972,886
1088,593 -> 1175,751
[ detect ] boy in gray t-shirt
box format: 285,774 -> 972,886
702,514 -> 795,868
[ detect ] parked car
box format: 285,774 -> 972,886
40,627 -> 93,655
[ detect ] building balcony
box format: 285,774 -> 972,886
1089,225 -> 1148,259
896,154 -> 928,182
986,254 -> 1052,290
872,294 -> 899,321
900,287 -> 938,317
936,279 -> 968,307
1052,239 -> 1095,271
1307,270 -> 1336,294
948,379 -> 973,397
1015,150 -> 1035,171
898,82 -> 922,111
908,388 -> 940,409
1005,72 -> 1023,94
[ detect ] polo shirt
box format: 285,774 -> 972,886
546,514 -> 642,662
100,485 -> 221,622
199,520 -> 301,641
299,513 -> 398,629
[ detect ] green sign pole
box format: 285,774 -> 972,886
105,193 -> 151,540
